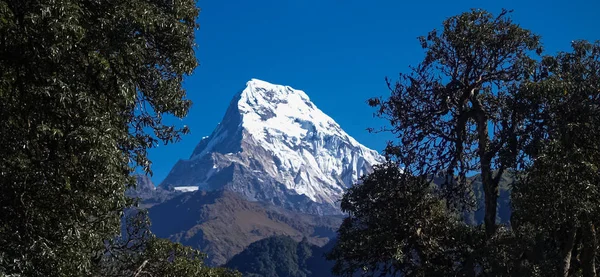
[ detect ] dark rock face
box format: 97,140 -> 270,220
126,175 -> 181,208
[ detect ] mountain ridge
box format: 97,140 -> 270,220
159,79 -> 384,214
148,189 -> 342,266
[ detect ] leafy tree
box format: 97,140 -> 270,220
330,9 -> 600,277
327,162 -> 476,276
512,40 -> 600,277
368,9 -> 541,237
0,0 -> 231,276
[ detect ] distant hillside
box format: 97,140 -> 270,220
147,190 -> 342,266
225,236 -> 336,277
141,171 -> 514,267
463,172 -> 514,225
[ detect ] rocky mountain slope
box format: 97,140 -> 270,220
159,79 -> 384,215
147,190 -> 342,266
126,175 -> 181,208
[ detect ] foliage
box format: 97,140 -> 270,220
368,8 -> 541,236
224,236 -> 344,277
512,40 -> 600,277
330,8 -> 600,277
328,162 -> 479,276
226,236 -> 315,277
0,0 -> 238,276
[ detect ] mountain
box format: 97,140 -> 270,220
159,79 -> 384,215
148,190 -> 343,266
225,236 -> 336,277
126,175 -> 181,208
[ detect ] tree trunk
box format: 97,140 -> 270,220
481,159 -> 497,237
475,110 -> 497,237
570,228 -> 583,276
559,225 -> 578,277
582,222 -> 597,277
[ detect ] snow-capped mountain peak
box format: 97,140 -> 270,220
239,78 -> 368,153
161,79 -> 384,214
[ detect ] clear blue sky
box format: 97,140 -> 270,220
146,0 -> 600,185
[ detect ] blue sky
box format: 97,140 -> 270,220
146,0 -> 600,185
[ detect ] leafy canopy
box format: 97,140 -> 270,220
369,9 -> 541,236
0,0 -> 235,276
331,9 -> 600,277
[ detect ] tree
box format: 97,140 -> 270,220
512,40 -> 600,277
329,8 -> 600,277
329,8 -> 593,276
0,0 -> 201,275
225,235 -> 338,277
327,162 -> 476,276
368,9 -> 541,237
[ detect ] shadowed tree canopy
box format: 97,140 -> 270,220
511,40 -> 600,277
226,236 -> 315,277
327,162 -> 478,277
368,8 -> 541,237
330,8 -> 600,276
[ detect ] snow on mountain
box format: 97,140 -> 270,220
160,79 -> 384,214
173,186 -> 200,192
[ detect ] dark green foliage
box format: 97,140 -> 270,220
328,162 -> 478,276
368,9 -> 540,237
0,0 -> 237,276
305,239 -> 336,277
331,8 -> 600,277
223,236 -> 338,277
225,236 -> 338,277
511,40 -> 600,276
226,236 -> 313,277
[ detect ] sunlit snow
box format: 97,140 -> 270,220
173,186 -> 199,192
175,78 -> 384,204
